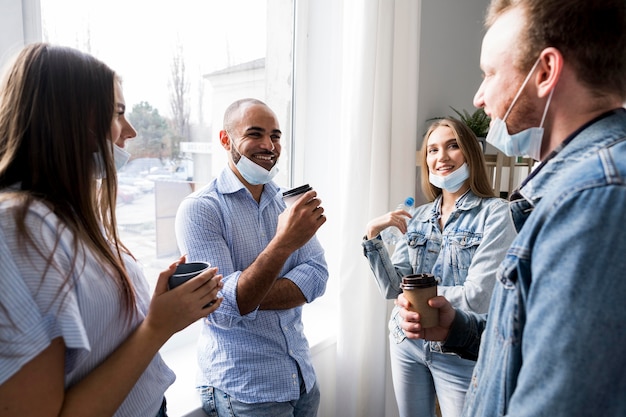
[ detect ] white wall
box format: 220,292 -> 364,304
415,0 -> 490,204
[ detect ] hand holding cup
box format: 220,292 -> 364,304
400,274 -> 439,328
169,261 -> 220,308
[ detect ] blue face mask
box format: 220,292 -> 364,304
429,162 -> 469,193
93,144 -> 131,179
230,137 -> 279,185
486,57 -> 554,161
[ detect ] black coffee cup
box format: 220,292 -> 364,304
168,261 -> 211,289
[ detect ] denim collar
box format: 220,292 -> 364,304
509,108 -> 626,231
412,190 -> 480,223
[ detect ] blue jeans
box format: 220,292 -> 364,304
389,336 -> 475,417
199,383 -> 320,417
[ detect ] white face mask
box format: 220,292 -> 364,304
230,136 -> 279,185
429,162 -> 470,193
236,154 -> 280,185
113,144 -> 131,171
93,144 -> 131,179
486,57 -> 554,161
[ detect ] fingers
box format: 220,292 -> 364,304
399,312 -> 424,339
198,274 -> 224,309
292,191 -> 327,223
395,293 -> 409,309
306,195 -> 326,223
154,261 -> 179,294
389,211 -> 411,233
202,272 -> 223,293
428,295 -> 448,308
176,271 -> 223,311
312,204 -> 326,222
294,190 -> 318,208
297,191 -> 325,214
156,255 -> 188,293
185,267 -> 222,291
398,306 -> 419,324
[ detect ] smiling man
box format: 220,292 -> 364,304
175,98 -> 329,417
396,0 -> 626,416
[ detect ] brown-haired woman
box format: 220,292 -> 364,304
0,43 -> 222,417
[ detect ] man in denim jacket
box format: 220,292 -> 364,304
397,0 -> 626,416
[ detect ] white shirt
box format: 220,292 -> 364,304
0,195 -> 174,417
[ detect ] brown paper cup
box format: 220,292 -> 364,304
401,277 -> 439,328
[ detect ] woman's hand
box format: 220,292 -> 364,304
396,293 -> 455,341
365,209 -> 412,240
145,256 -> 223,340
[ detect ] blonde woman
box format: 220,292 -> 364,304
362,118 -> 516,417
0,43 -> 222,417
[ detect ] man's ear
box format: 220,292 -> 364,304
219,130 -> 231,150
536,47 -> 563,98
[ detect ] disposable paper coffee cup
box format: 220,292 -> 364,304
400,274 -> 439,328
168,261 -> 211,289
282,184 -> 312,207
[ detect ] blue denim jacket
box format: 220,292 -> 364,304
363,191 -> 516,346
451,109 -> 626,416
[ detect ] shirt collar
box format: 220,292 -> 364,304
217,167 -> 282,202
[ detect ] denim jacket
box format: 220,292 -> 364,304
453,109 -> 626,416
363,191 -> 516,346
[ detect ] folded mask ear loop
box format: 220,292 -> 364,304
538,87 -> 554,129
502,57 -> 543,122
228,131 -> 244,159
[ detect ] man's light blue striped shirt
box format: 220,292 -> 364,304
175,168 -> 328,403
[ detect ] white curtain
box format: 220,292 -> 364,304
334,1 -> 420,416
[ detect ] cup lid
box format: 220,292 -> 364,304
401,273 -> 436,288
282,184 -> 312,198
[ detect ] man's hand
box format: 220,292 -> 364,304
396,294 -> 456,341
275,189 -> 326,252
236,189 -> 326,315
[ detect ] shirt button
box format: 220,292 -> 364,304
292,374 -> 297,378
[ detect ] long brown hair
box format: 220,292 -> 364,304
419,117 -> 495,201
0,43 -> 136,318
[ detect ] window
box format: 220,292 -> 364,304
40,0 -> 293,289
